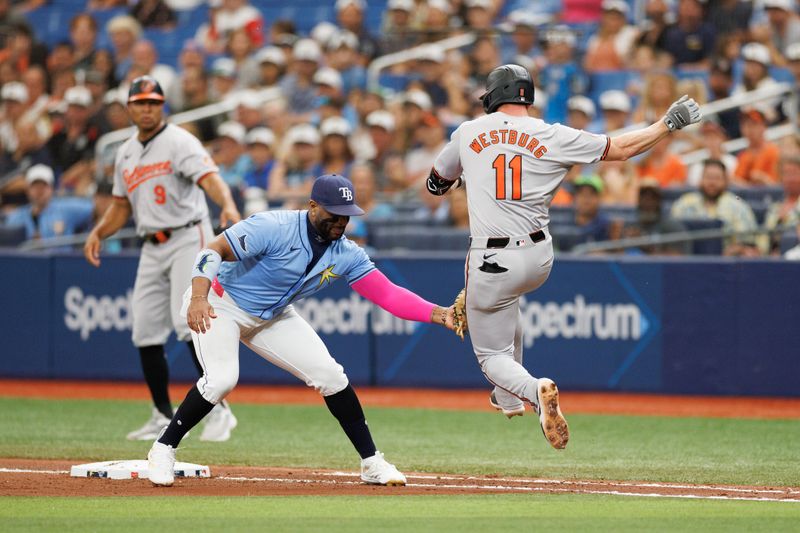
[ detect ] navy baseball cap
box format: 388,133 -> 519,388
310,174 -> 365,216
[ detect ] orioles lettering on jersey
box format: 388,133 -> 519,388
123,161 -> 174,193
468,129 -> 548,158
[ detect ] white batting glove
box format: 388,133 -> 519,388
663,95 -> 702,131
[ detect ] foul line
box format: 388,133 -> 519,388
1,467 -> 798,503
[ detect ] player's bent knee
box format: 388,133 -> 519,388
197,372 -> 239,404
314,366 -> 349,397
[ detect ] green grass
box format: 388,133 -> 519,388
1,495 -> 799,533
1,397 -> 799,486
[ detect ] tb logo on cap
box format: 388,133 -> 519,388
339,187 -> 353,201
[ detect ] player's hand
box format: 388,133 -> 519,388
663,95 -> 702,131
84,232 -> 102,267
219,204 -> 241,229
187,297 -> 217,334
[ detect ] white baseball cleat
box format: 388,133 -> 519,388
489,390 -> 525,418
360,451 -> 407,486
147,439 -> 176,487
126,408 -> 171,441
536,378 -> 569,450
200,402 -> 237,442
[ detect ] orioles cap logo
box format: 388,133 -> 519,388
140,80 -> 155,93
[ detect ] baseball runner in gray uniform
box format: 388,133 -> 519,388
84,76 -> 242,442
429,64 -> 701,449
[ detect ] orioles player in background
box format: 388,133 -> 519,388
145,174 -> 457,487
84,76 -> 242,442
429,64 -> 701,449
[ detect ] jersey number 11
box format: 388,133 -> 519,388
492,154 -> 522,200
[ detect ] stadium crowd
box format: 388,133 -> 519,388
0,0 -> 800,256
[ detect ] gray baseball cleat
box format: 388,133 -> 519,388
126,407 -> 171,441
200,402 -> 237,442
535,378 -> 569,449
489,390 -> 525,418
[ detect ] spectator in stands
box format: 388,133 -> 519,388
208,57 -> 238,102
235,90 -> 265,131
734,108 -> 780,185
227,27 -> 260,88
633,71 -> 677,125
464,0 -> 497,32
636,136 -> 687,188
637,0 -> 671,49
706,58 -> 740,139
787,42 -> 800,81
47,85 -> 99,195
422,0 -> 453,43
335,0 -> 379,62
315,116 -> 354,177
130,40 -> 177,98
583,0 -> 639,73
599,90 -> 631,132
242,127 -> 276,192
411,44 -> 448,108
563,175 -> 614,251
447,186 -> 470,229
0,82 -> 31,160
99,88 -> 129,132
599,159 -> 638,205
469,35 -> 502,88
364,110 -> 403,193
212,121 -> 249,189
380,0 -> 418,54
313,67 -> 345,103
325,30 -> 366,95
623,178 -> 689,255
0,120 -> 52,201
502,10 -> 544,65
758,154 -> 800,254
733,42 -> 783,122
566,96 -> 596,132
708,0 -> 752,40
658,0 -> 716,69
4,164 -> 92,241
85,181 -> 122,253
0,0 -> 25,50
200,0 -> 263,55
70,13 -> 98,74
255,46 -> 286,89
395,89 -> 432,153
540,26 -> 585,125
84,70 -> 109,116
345,162 -> 395,244
405,112 -> 447,186
687,120 -> 737,186
267,123 -> 321,206
671,159 -> 759,254
107,16 -> 142,83
280,38 -> 322,116
20,65 -> 50,127
1,22 -> 47,76
751,0 -> 800,62
131,0 -> 176,29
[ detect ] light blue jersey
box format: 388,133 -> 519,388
218,210 -> 375,319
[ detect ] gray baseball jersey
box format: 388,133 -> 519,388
433,112 -> 609,236
112,123 -> 218,235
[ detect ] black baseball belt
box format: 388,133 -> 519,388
471,229 -> 547,249
145,219 -> 202,245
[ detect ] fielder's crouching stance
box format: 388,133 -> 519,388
148,174 -> 456,486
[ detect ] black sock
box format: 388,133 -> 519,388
158,386 -> 215,447
139,345 -> 173,419
186,341 -> 204,377
324,384 -> 377,459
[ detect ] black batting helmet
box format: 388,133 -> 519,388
480,64 -> 534,114
128,75 -> 165,104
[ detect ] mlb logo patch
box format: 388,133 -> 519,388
515,239 -> 525,247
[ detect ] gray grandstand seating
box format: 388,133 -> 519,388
0,225 -> 27,248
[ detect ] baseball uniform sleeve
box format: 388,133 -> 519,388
111,148 -> 127,198
223,212 -> 278,260
343,241 -> 376,284
555,125 -> 610,167
174,130 -> 219,183
432,126 -> 463,180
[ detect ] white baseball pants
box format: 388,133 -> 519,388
181,288 -> 349,404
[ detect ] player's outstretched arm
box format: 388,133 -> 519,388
83,197 -> 132,267
605,95 -> 701,161
351,269 -> 456,332
198,172 -> 242,228
187,233 -> 236,334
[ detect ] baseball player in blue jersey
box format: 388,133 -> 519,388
147,174 -> 457,487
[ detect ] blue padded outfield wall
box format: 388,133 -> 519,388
1,251 -> 798,397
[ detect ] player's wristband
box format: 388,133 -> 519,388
426,168 -> 460,196
192,248 -> 222,282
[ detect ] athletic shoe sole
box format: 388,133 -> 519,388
537,378 -> 569,449
488,393 -> 525,418
361,476 -> 406,486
